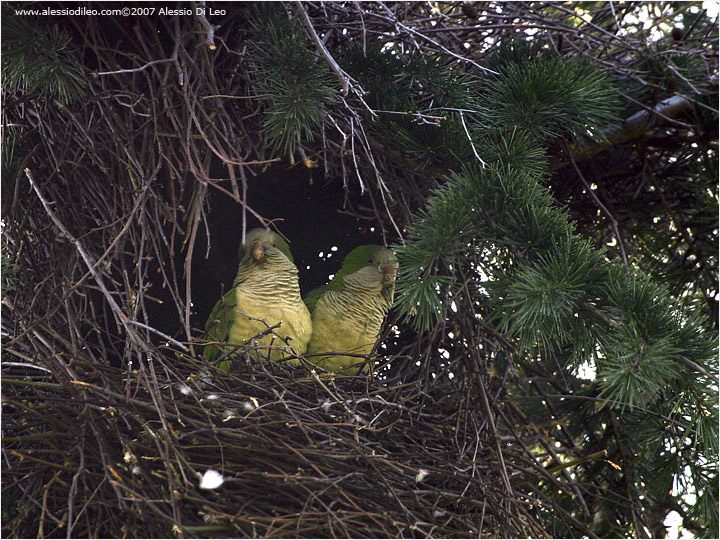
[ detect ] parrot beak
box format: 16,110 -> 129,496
381,262 -> 398,286
251,240 -> 265,263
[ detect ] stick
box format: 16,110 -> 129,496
296,1 -> 354,96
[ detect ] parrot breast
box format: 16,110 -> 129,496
228,247 -> 312,361
306,273 -> 394,374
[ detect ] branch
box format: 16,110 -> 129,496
567,143 -> 629,267
24,168 -> 151,354
551,75 -> 719,170
374,2 -> 499,76
296,1 -> 354,96
93,59 -> 174,77
196,2 -> 218,50
678,355 -> 719,384
460,111 -> 487,168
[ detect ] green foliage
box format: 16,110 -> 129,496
248,5 -> 336,157
690,474 -> 720,538
690,395 -> 719,464
602,273 -> 717,376
393,243 -> 454,332
2,134 -> 22,293
393,107 -> 577,332
397,54 -> 480,111
341,43 -> 412,112
470,128 -> 548,178
1,10 -> 86,105
630,150 -> 718,325
481,47 -> 621,145
378,43 -> 624,335
482,38 -> 545,75
342,44 -> 485,167
390,120 -> 462,167
2,132 -> 18,177
596,320 -> 682,410
494,239 -> 607,353
342,44 -> 480,114
638,41 -> 711,102
393,33 -> 717,535
394,158 -> 566,331
2,134 -> 20,217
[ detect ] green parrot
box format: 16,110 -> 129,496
304,245 -> 398,375
203,228 -> 312,364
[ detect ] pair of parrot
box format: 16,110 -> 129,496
202,228 -> 398,375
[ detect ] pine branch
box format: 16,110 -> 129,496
678,355 -> 719,384
551,73 -> 719,170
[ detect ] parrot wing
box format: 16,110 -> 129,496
303,245 -> 377,312
303,283 -> 327,313
304,244 -> 397,374
273,234 -> 294,262
202,287 -> 237,362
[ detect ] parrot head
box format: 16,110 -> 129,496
238,228 -> 294,264
336,245 -> 398,289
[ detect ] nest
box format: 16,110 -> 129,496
2,347 -> 547,538
2,3 -> 665,537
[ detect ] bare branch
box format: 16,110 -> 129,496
297,1 -> 355,96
